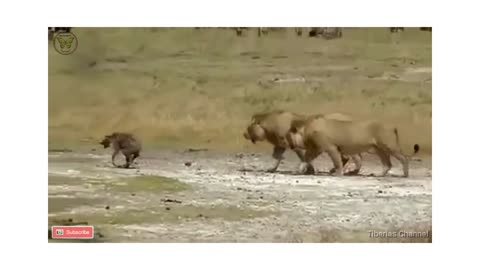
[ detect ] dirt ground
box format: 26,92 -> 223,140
48,148 -> 432,243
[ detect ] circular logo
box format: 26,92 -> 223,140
52,32 -> 78,55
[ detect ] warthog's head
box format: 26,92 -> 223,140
286,120 -> 306,149
243,121 -> 266,144
99,135 -> 113,148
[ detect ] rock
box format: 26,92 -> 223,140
161,199 -> 182,204
131,193 -> 136,196
259,196 -> 264,200
165,207 -> 171,211
105,206 -> 110,210
184,162 -> 192,167
186,148 -> 208,153
197,214 -> 203,218
378,190 -> 383,194
347,192 -> 353,197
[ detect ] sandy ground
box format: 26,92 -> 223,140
48,148 -> 432,243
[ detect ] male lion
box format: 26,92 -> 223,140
243,110 -> 361,174
100,132 -> 142,168
287,115 -> 419,177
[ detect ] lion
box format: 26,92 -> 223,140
287,115 -> 420,177
243,110 -> 362,174
100,132 -> 142,168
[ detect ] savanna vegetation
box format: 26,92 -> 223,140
49,27 -> 431,154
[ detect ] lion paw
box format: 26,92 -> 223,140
266,168 -> 277,173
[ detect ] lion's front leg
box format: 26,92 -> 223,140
298,147 -> 320,175
325,145 -> 344,176
267,146 -> 286,173
111,148 -> 119,167
293,148 -> 315,175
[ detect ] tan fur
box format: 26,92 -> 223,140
243,111 -> 361,174
288,116 -> 419,177
287,113 -> 363,175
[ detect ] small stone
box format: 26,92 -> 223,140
237,187 -> 242,191
131,193 -> 136,196
345,219 -> 350,222
184,162 -> 192,167
197,214 -> 203,218
295,180 -> 299,183
162,199 -> 182,204
347,192 -> 353,197
364,199 -> 368,202
165,207 -> 171,211
68,218 -> 73,222
105,206 -> 110,210
378,190 -> 383,194
259,196 -> 264,199
91,148 -> 96,152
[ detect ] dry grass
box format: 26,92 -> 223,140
49,27 -> 431,154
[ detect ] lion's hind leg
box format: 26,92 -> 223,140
374,145 -> 392,176
325,145 -> 344,176
390,150 -> 409,177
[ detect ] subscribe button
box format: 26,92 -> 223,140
51,226 -> 94,239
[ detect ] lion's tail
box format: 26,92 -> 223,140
394,127 -> 420,157
413,143 -> 420,155
393,128 -> 401,150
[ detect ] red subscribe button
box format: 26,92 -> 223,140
51,226 -> 94,239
